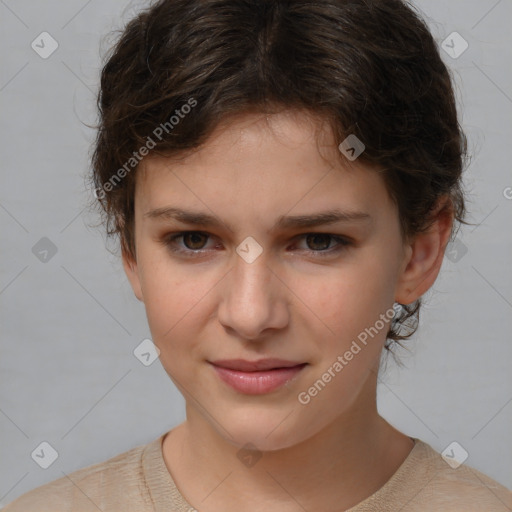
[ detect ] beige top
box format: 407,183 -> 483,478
3,432 -> 512,511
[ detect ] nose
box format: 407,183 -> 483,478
217,251 -> 289,341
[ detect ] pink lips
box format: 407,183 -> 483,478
209,359 -> 307,394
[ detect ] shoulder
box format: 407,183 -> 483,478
351,438 -> 512,512
1,437 -> 160,512
423,444 -> 512,511
396,439 -> 512,511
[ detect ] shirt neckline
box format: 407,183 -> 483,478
142,431 -> 430,511
141,431 -> 194,511
345,436 -> 434,510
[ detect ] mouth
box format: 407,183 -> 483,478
209,358 -> 307,372
208,359 -> 308,395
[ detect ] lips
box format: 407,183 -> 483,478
210,358 -> 306,372
209,359 -> 308,395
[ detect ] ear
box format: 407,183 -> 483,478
122,246 -> 144,302
395,198 -> 454,305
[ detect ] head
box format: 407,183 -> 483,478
90,0 -> 468,449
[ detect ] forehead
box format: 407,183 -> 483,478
134,110 -> 393,225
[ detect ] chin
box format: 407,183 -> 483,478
214,410 -> 318,453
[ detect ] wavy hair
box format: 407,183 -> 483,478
89,0 -> 470,351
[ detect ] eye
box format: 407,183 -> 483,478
292,233 -> 352,257
162,231 -> 352,259
164,231 -> 213,254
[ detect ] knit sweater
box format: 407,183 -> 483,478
3,433 -> 512,511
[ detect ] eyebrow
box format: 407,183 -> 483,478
144,206 -> 372,233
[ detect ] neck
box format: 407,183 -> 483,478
162,373 -> 414,512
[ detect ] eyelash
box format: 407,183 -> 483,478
161,231 -> 353,259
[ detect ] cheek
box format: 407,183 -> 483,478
137,250 -> 189,336
137,256 -> 217,369
143,274 -> 200,337
304,259 -> 395,337
142,278 -> 199,378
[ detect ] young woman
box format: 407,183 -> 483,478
4,0 -> 511,510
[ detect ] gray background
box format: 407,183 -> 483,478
1,0 -> 511,506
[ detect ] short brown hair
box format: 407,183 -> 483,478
89,0 -> 470,351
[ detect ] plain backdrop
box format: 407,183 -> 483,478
1,0 -> 511,505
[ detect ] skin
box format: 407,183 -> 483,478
123,110 -> 453,511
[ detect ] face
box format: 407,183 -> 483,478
124,110 -> 413,451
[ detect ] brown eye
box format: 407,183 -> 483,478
305,234 -> 334,251
162,231 -> 217,258
163,231 -> 351,259
293,233 -> 352,258
182,232 -> 209,250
